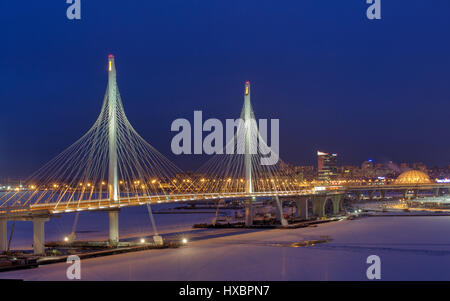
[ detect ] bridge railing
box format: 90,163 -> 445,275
0,204 -> 31,218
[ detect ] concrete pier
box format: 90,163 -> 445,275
295,198 -> 308,220
109,210 -> 119,246
434,188 -> 440,197
33,217 -> 49,255
273,198 -> 288,226
0,219 -> 7,252
312,195 -> 327,218
245,198 -> 253,226
331,196 -> 341,215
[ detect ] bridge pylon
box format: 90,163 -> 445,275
0,55 -> 192,253
295,197 -> 309,220
107,54 -> 120,245
108,54 -> 119,203
244,81 -> 254,226
194,80 -> 292,226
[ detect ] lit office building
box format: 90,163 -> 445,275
317,151 -> 337,181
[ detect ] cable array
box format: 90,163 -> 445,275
0,58 -> 190,211
192,92 -> 303,194
0,62 -> 307,213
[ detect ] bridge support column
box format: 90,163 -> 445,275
331,195 -> 342,215
434,188 -> 439,197
380,190 -> 386,200
414,190 -> 419,199
354,191 -> 362,201
369,190 -> 375,200
245,199 -> 253,226
273,197 -> 288,226
109,210 -> 119,246
273,200 -> 281,221
295,198 -> 308,220
403,190 -> 408,200
0,219 -> 7,253
33,217 -> 49,255
312,195 -> 326,218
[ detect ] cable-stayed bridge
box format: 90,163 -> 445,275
0,55 -> 326,254
0,56 -> 316,209
1,55 -> 445,255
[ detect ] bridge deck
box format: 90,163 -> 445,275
1,190 -> 337,218
1,183 -> 448,219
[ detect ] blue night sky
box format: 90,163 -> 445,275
1,1 -> 450,178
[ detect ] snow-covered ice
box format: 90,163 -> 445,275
1,206 -> 449,280
6,204 -> 216,249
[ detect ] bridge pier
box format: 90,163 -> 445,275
312,195 -> 326,218
273,200 -> 282,221
33,217 -> 49,255
403,190 -> 408,199
380,190 -> 386,200
245,199 -> 253,226
369,190 -> 375,200
109,210 -> 119,246
434,188 -> 440,197
295,198 -> 309,220
331,195 -> 342,215
272,198 -> 288,226
0,219 -> 7,253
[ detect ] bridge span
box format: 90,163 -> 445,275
0,188 -> 347,254
2,182 -> 448,255
1,55 -> 446,255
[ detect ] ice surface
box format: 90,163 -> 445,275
1,207 -> 449,280
5,203 -> 216,249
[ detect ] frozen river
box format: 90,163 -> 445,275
1,206 -> 449,280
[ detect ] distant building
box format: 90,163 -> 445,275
361,160 -> 374,171
413,162 -> 427,172
317,151 -> 337,181
399,163 -> 410,172
338,165 -> 360,179
293,165 -> 315,181
360,160 -> 374,178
